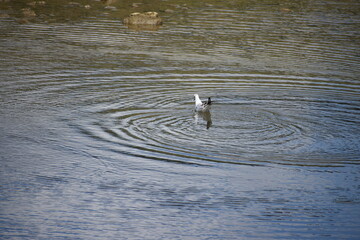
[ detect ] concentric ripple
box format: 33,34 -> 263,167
1,3 -> 357,167
70,72 -> 360,167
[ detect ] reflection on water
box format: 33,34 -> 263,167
195,110 -> 212,129
125,23 -> 161,31
1,0 -> 360,239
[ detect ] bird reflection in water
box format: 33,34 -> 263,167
195,110 -> 212,129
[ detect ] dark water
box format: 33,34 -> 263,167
1,0 -> 360,239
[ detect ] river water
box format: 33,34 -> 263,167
1,0 -> 360,239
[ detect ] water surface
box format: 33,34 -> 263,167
1,0 -> 360,239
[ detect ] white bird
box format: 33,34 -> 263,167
194,94 -> 212,112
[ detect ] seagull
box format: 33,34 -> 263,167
194,94 -> 212,112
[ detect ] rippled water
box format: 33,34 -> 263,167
1,0 -> 360,239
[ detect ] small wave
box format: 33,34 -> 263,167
61,71 -> 360,167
